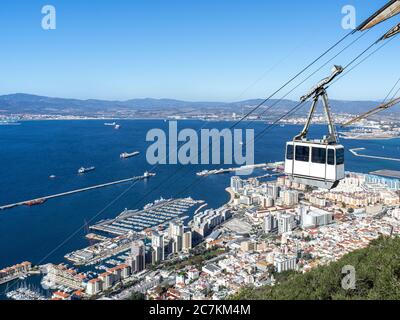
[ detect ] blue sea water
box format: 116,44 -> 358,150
0,120 -> 399,297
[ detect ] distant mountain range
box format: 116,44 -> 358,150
0,93 -> 393,116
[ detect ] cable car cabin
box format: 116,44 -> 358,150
284,141 -> 345,190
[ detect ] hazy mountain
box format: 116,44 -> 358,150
0,93 -> 391,116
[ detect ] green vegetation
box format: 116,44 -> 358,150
165,248 -> 226,270
129,291 -> 145,300
231,236 -> 400,300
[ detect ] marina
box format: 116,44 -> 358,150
64,235 -> 134,265
0,172 -> 156,211
64,197 -> 203,266
5,284 -> 47,301
90,197 -> 204,236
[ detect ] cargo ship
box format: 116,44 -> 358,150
143,171 -> 156,179
120,151 -> 140,159
78,166 -> 95,174
24,199 -> 46,206
104,122 -> 116,126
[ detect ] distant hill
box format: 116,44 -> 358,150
230,236 -> 400,300
0,93 -> 390,116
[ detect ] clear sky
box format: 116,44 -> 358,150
0,0 -> 398,101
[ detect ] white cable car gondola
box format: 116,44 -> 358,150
284,66 -> 345,190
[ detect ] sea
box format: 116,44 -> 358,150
0,119 -> 399,298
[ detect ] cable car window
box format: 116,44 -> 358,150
286,145 -> 294,160
295,146 -> 310,162
311,147 -> 326,164
327,149 -> 335,165
336,148 -> 344,165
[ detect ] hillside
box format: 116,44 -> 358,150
231,236 -> 400,300
0,93 -> 385,116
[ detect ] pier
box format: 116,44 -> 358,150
196,162 -> 283,177
349,148 -> 400,162
0,172 -> 155,211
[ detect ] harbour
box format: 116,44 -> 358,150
63,197 -> 203,266
5,284 -> 47,301
90,197 -> 204,236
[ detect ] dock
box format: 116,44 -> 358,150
350,148 -> 400,162
196,162 -> 283,177
90,197 -> 203,236
0,172 -> 156,211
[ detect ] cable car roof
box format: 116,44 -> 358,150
357,0 -> 400,31
287,141 -> 344,148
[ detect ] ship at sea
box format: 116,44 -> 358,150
120,151 -> 140,159
143,171 -> 155,179
24,199 -> 46,207
78,166 -> 95,174
104,122 -> 116,126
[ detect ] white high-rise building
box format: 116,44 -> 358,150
266,184 -> 279,200
264,213 -> 278,234
182,231 -> 192,252
277,213 -> 295,234
152,246 -> 164,264
261,196 -> 274,208
301,207 -> 333,229
151,232 -> 165,263
274,255 -> 297,273
169,221 -> 184,238
282,190 -> 299,206
169,221 -> 184,254
231,176 -> 244,192
130,240 -> 146,273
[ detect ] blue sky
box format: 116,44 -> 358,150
0,0 -> 398,101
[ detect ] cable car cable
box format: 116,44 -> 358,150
118,8 -> 400,215
253,37 -> 392,143
157,31 -> 398,202
328,35 -> 397,88
226,30 -> 356,130
79,32 -> 359,218
383,76 -> 400,102
245,30 -> 371,126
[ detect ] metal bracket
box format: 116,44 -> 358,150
294,66 -> 343,144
